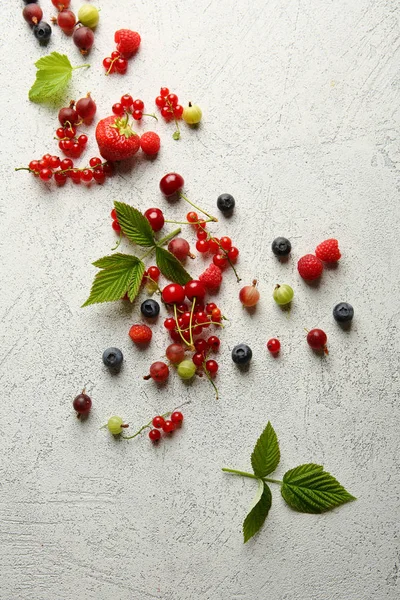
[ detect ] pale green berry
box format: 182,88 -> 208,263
273,284 -> 294,305
107,416 -> 124,435
78,4 -> 100,29
177,359 -> 196,380
182,103 -> 202,125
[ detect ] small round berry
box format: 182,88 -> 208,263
196,239 -> 210,253
208,238 -> 220,253
213,254 -> 228,268
33,21 -> 52,42
102,347 -> 123,370
185,280 -> 206,301
149,361 -> 169,382
49,156 -> 61,169
111,51 -> 121,59
160,87 -> 169,97
103,162 -> 114,176
186,211 -> 198,223
217,193 -> 235,213
161,106 -> 173,120
171,411 -> 183,424
80,169 -> 93,183
140,131 -> 161,155
107,416 -> 125,435
54,170 -> 67,185
29,160 -> 40,173
73,26 -> 94,54
56,127 -> 65,139
197,229 -> 208,240
273,284 -> 294,305
239,280 -> 260,307
121,94 -> 134,108
174,105 -> 184,118
168,238 -> 191,261
144,207 -> 164,232
77,4 -> 99,28
93,168 -> 105,184
141,299 -> 160,319
78,134 -> 88,147
112,220 -> 121,233
149,428 -> 161,441
206,303 -> 217,313
194,339 -> 208,353
162,420 -> 175,433
112,102 -> 125,116
166,343 -> 185,364
152,416 -> 165,429
307,329 -> 328,352
103,57 -> 113,72
162,284 -> 186,305
205,359 -> 218,374
129,324 -> 152,344
232,344 -> 252,365
159,173 -> 184,196
177,359 -> 196,380
272,237 -> 292,257
60,158 -> 73,170
167,93 -> 178,107
133,99 -> 144,111
192,352 -> 204,366
70,169 -> 81,184
211,307 -> 222,321
333,302 -> 354,323
90,157 -> 102,167
164,318 -> 176,331
147,266 -> 160,281
133,110 -> 143,120
155,95 -> 166,108
76,94 -> 97,120
39,168 -> 52,181
219,236 -> 232,251
228,247 -> 239,261
297,254 -> 324,281
267,338 -> 281,354
73,393 -> 92,416
23,4 -> 43,25
207,336 -> 220,351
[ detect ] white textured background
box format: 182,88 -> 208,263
1,1 -> 399,599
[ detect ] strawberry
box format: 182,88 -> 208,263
95,115 -> 141,162
114,29 -> 141,58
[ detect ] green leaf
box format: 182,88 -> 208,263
243,481 -> 272,543
114,202 -> 155,247
29,52 -> 88,103
82,254 -> 144,307
251,421 -> 280,478
281,464 -> 356,514
155,247 -> 192,285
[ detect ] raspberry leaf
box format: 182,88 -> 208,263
29,52 -> 89,103
251,421 -> 280,477
83,254 -> 144,306
243,480 -> 272,543
155,247 -> 192,285
281,464 -> 356,513
114,202 -> 155,247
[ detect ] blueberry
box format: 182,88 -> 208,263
217,193 -> 235,213
33,21 -> 52,42
232,344 -> 252,365
272,237 -> 291,257
333,302 -> 354,323
141,299 -> 160,318
24,0 -> 38,3
102,347 -> 123,370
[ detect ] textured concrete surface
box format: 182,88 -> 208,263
1,1 -> 399,599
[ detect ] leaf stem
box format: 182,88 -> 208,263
178,192 -> 218,223
164,219 -> 215,226
157,228 -> 182,247
189,297 -> 196,348
222,468 -> 283,485
72,64 -> 91,70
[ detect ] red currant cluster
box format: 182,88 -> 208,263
103,30 -> 141,75
155,88 -> 183,139
56,95 -> 96,158
148,412 -> 184,441
112,94 -> 156,122
23,156 -> 113,185
190,215 -> 240,269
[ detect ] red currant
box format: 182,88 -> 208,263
39,168 -> 52,181
103,57 -> 114,72
93,168 -> 105,184
111,51 -> 121,59
164,318 -> 176,331
228,247 -> 239,260
80,169 -> 93,183
115,58 -> 128,74
78,134 -> 88,147
160,87 -> 169,97
161,106 -> 173,120
194,339 -> 208,353
89,157 -> 102,167
186,211 -> 198,223
64,126 -> 76,139
174,105 -> 184,118
213,254 -> 228,268
197,229 -> 208,240
133,99 -> 144,111
60,158 -> 73,170
211,308 -> 221,321
112,102 -> 125,116
29,160 -> 39,172
192,352 -> 204,366
167,93 -> 178,107
196,239 -> 210,253
133,110 -> 143,121
219,236 -> 232,251
206,303 -> 217,313
112,220 -> 121,233
70,169 -> 81,183
162,284 -> 186,305
121,94 -> 134,108
162,420 -> 175,433
49,156 -> 60,169
54,170 -> 67,185
152,416 -> 165,428
208,238 -> 220,253
185,280 -> 206,300
171,411 -> 183,424
207,336 -> 220,350
147,266 -> 160,280
56,127 -> 65,139
155,95 -> 166,108
144,208 -> 164,232
205,360 -> 218,374
103,163 -> 114,176
149,429 -> 161,441
267,338 -> 281,354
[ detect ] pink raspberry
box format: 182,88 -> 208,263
297,254 -> 324,281
199,264 -> 223,291
315,239 -> 341,262
129,324 -> 152,344
114,30 -> 141,57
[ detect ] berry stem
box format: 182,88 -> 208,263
221,468 -> 283,485
180,320 -> 224,332
142,113 -> 158,121
164,218 -> 215,226
178,193 -> 218,222
105,56 -> 119,76
212,237 -> 241,282
189,297 -> 197,347
121,411 -> 172,440
173,304 -> 194,349
202,362 -> 219,400
111,234 -> 122,251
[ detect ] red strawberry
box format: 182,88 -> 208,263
315,239 -> 341,262
114,29 -> 141,58
95,115 -> 141,162
199,264 -> 223,291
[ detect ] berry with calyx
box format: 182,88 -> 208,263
58,104 -> 79,126
333,302 -> 354,323
33,21 -> 52,42
152,415 -> 165,428
272,237 -> 291,257
102,347 -> 123,370
168,238 -> 192,261
232,344 -> 252,365
77,4 -> 99,29
149,428 -> 161,441
185,280 -> 206,300
207,336 -> 220,350
192,352 -> 204,366
115,29 -> 141,57
213,254 -> 227,268
171,411 -> 183,424
273,284 -> 294,305
217,193 -> 235,213
52,0 -> 71,8
95,115 -> 140,161
73,392 -> 92,416
73,26 -> 94,54
140,132 -> 161,155
56,9 -> 76,33
315,239 -> 341,262
141,299 -> 160,318
144,207 -> 164,231
23,4 -> 43,25
160,172 -> 184,196
162,420 -> 175,433
166,343 -> 185,364
205,359 -> 218,374
182,102 -> 202,124
146,361 -> 169,382
76,93 -> 97,121
107,416 -> 126,435
177,359 -> 196,380
129,324 -> 152,344
297,254 -> 324,281
267,338 -> 280,354
307,329 -> 328,354
239,280 -> 260,307
194,339 -> 208,353
162,283 -> 186,305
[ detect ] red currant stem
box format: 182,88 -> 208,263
172,117 -> 181,140
111,234 -> 122,251
179,193 -> 218,223
189,297 -> 197,347
15,167 -> 32,172
211,237 -> 241,282
202,363 -> 219,401
105,56 -> 119,76
180,320 -> 224,332
173,304 -> 194,350
164,219 -> 215,225
144,274 -> 162,293
142,113 -> 158,121
221,468 -> 283,485
121,411 -> 172,440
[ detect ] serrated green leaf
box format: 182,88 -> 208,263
29,52 -> 75,103
155,247 -> 192,285
251,421 -> 280,478
127,260 -> 145,302
35,52 -> 72,72
114,202 -> 155,247
281,464 -> 356,514
243,481 -> 272,543
82,254 -> 142,307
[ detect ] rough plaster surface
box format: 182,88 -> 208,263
0,1 -> 399,599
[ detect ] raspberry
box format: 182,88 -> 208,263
140,132 -> 161,155
297,254 -> 324,281
199,264 -> 223,291
315,239 -> 341,262
129,324 -> 152,344
114,29 -> 141,57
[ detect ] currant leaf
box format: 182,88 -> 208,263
251,421 -> 280,478
243,480 -> 272,543
29,52 -> 89,103
114,202 -> 155,247
155,247 -> 192,285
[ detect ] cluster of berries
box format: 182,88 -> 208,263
103,29 -> 141,75
193,219 -> 239,269
297,239 -> 342,281
112,94 -> 154,122
25,155 -> 113,185
54,95 -> 96,158
105,411 -> 184,443
155,88 -> 184,121
52,2 -> 99,54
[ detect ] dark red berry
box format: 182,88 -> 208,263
152,416 -> 166,428
144,208 -> 165,232
149,428 -> 161,441
267,338 -> 281,354
171,411 -> 183,424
